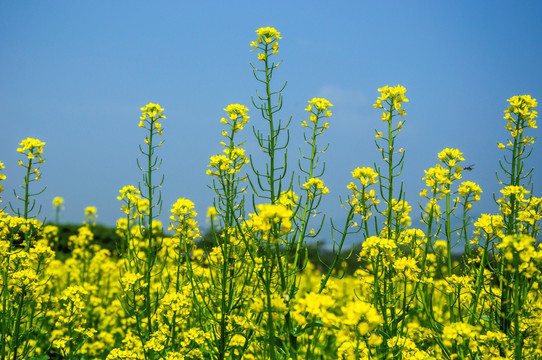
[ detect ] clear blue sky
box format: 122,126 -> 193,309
2,1 -> 541,244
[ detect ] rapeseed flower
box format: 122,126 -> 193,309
168,198 -> 200,240
302,178 -> 329,198
0,161 -> 5,201
139,102 -> 166,139
474,214 -> 505,238
17,137 -> 46,163
250,27 -> 282,62
52,196 -> 64,210
351,167 -> 378,187
373,85 -> 408,122
504,95 -> 538,132
249,203 -> 293,237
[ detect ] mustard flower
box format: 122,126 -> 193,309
117,185 -> 140,201
68,225 -> 94,248
498,234 -> 540,276
386,199 -> 412,229
306,97 -> 333,114
120,272 -> 147,292
517,196 -> 542,226
302,177 -> 330,198
84,206 -> 98,224
206,206 -> 217,221
393,256 -> 421,281
373,85 -> 408,120
458,181 -> 482,201
437,148 -> 465,168
0,161 -> 5,200
278,190 -> 299,209
474,214 -> 505,238
52,196 -> 64,209
422,164 -> 452,194
17,137 -> 46,163
442,322 -> 481,348
221,104 -> 250,134
251,27 -> 282,62
251,27 -> 282,48
359,236 -> 397,265
207,147 -> 249,177
249,203 -> 293,237
398,228 -> 426,247
351,167 -> 378,187
168,198 -> 200,242
139,102 -> 166,138
504,95 -> 538,131
347,168 -> 380,221
458,181 -> 482,210
497,185 -> 529,216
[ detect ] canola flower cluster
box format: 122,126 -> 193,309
0,27 -> 541,360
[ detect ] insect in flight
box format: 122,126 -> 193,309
463,164 -> 475,171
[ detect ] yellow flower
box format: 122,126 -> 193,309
302,178 -> 330,197
168,198 -> 200,240
351,167 -> 378,187
254,27 -> 282,44
307,98 -> 333,113
473,213 -> 504,238
437,148 -> 465,166
52,197 -> 64,209
84,206 -> 98,224
375,85 -> 409,107
17,137 -> 46,163
458,181 -> 482,201
139,102 -> 166,136
249,203 -> 293,237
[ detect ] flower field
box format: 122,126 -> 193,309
1,27 -> 541,360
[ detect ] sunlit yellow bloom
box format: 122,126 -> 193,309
458,181 -> 482,202
302,178 -> 329,198
168,198 -> 200,240
17,137 -> 46,164
52,197 -> 64,210
139,103 -> 165,139
437,148 -> 465,166
84,206 -> 98,224
474,213 -> 504,238
249,203 -> 293,237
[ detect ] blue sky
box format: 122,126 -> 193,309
2,1 -> 541,245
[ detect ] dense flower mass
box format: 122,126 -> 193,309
249,203 -> 293,236
1,27 -> 541,360
168,198 -> 200,240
